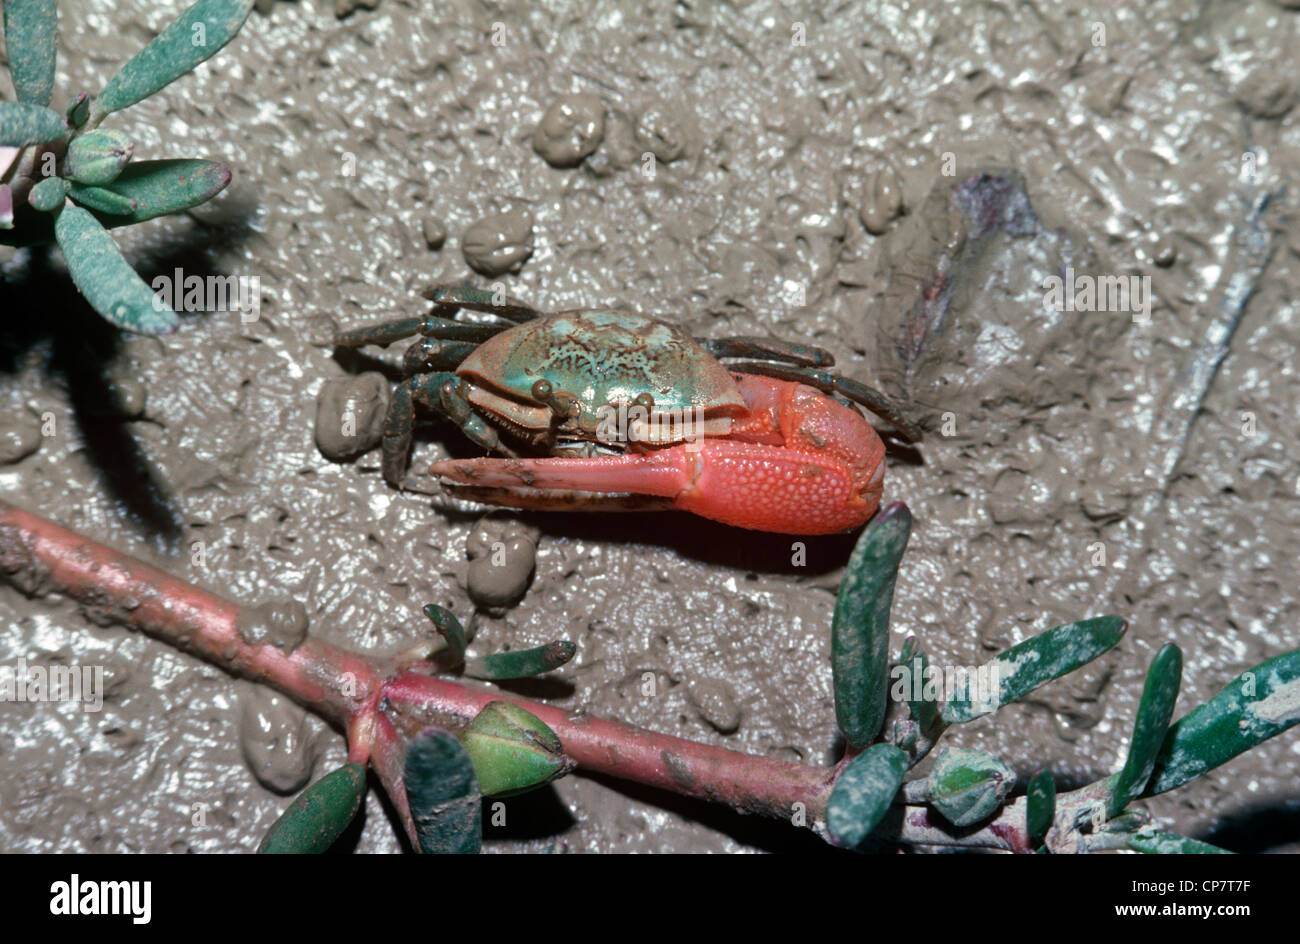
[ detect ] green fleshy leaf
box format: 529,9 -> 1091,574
832,502 -> 911,749
67,183 -> 138,216
826,743 -> 908,848
942,616 -> 1128,724
1109,644 -> 1182,817
422,603 -> 466,664
53,204 -> 178,333
1026,769 -> 1055,849
257,763 -> 366,854
1126,830 -> 1234,855
463,641 -> 576,680
927,746 -> 1014,828
1143,649 -> 1300,796
3,0 -> 58,106
26,175 -> 66,212
64,129 -> 133,186
405,728 -> 481,855
94,159 -> 231,223
460,701 -> 572,798
94,0 -> 255,116
0,100 -> 66,146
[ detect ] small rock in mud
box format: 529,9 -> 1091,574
687,678 -> 743,734
462,209 -> 535,276
635,103 -> 691,164
0,417 -> 42,464
335,0 -> 379,18
237,685 -> 321,795
1154,243 -> 1177,267
235,599 -> 309,653
859,165 -> 905,235
314,372 -> 390,460
533,93 -> 606,167
465,516 -> 538,610
422,216 -> 447,250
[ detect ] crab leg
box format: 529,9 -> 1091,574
335,314 -> 427,348
424,284 -> 550,324
381,372 -> 506,487
431,439 -> 881,534
698,336 -> 835,368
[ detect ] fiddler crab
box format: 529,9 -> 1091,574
334,286 -> 922,535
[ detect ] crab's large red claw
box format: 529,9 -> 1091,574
431,440 -> 882,535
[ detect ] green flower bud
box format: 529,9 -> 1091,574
460,701 -> 572,798
28,176 -> 69,213
65,129 -> 133,186
927,746 -> 1014,827
66,93 -> 91,130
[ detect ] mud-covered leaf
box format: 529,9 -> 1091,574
942,616 -> 1127,724
1026,769 -> 1055,849
257,762 -> 366,854
3,0 -> 58,106
832,502 -> 912,749
826,743 -> 908,849
463,641 -> 576,680
1143,649 -> 1300,796
460,701 -> 573,797
0,100 -> 66,146
94,0 -> 255,116
94,159 -> 231,222
927,746 -> 1014,828
1109,644 -> 1182,817
53,204 -> 178,333
405,728 -> 481,854
1126,830 -> 1234,855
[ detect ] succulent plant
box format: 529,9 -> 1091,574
0,0 -> 254,333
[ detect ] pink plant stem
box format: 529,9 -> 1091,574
0,500 -> 376,726
0,499 -> 833,822
0,499 -> 1057,850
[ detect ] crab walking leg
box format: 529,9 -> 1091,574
698,336 -> 835,368
424,284 -> 550,324
433,439 -> 883,534
334,314 -> 427,348
381,372 -> 510,487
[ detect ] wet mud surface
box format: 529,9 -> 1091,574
1,0 -> 1297,852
